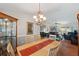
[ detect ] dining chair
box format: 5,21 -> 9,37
48,43 -> 61,56
7,41 -> 15,56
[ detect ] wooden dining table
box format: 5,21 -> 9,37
17,39 -> 60,56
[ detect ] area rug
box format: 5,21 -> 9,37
20,39 -> 54,56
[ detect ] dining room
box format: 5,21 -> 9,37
0,3 -> 78,56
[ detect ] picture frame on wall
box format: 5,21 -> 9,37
27,22 -> 33,35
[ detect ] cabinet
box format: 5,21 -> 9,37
0,12 -> 17,53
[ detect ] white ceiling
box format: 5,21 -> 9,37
0,3 -> 78,16
0,3 -> 62,17
0,3 -> 79,24
0,3 -> 79,17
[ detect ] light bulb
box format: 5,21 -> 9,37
43,17 -> 46,20
39,15 -> 43,18
7,22 -> 10,25
5,18 -> 8,21
33,16 -> 37,19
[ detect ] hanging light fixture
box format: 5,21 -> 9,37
33,3 -> 46,25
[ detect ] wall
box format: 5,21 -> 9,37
17,16 -> 41,45
17,17 -> 40,37
45,4 -> 79,31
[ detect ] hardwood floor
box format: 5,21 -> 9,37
16,39 -> 78,56
57,40 -> 78,56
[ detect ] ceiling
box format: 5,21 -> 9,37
0,3 -> 62,17
0,3 -> 79,25
0,3 -> 78,17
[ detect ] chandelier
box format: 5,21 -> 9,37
33,3 -> 46,25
